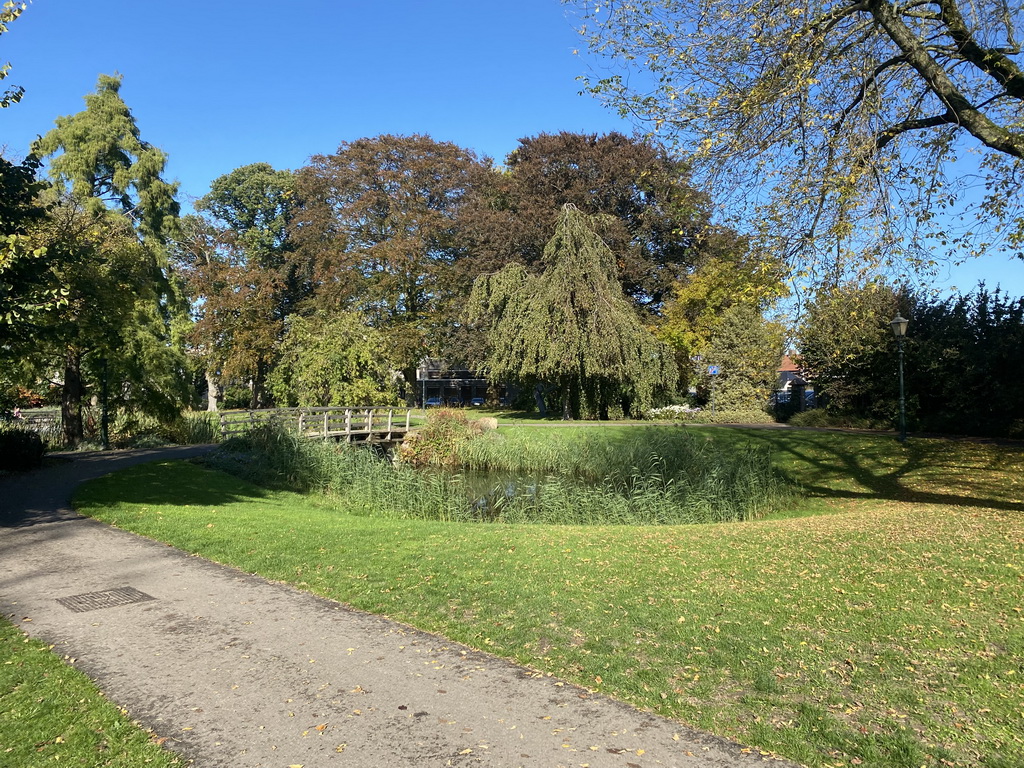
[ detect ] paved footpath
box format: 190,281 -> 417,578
0,448 -> 796,768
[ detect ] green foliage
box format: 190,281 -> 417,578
397,408 -> 486,467
33,74 -> 180,241
0,2 -> 26,109
697,304 -> 787,410
658,243 -> 788,391
23,76 -> 189,445
800,282 -> 1024,438
647,405 -> 776,424
268,311 -> 401,407
0,154 -> 58,338
470,205 -> 677,418
798,280 -> 901,420
0,423 -> 43,470
903,286 -> 1024,438
197,162 -> 296,269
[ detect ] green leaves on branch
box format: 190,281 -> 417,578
269,311 -> 401,407
0,1 -> 26,109
33,74 -> 180,242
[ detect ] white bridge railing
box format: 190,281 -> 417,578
217,407 -> 412,444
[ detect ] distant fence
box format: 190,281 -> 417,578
217,407 -> 412,444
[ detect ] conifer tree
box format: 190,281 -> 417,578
30,74 -> 186,445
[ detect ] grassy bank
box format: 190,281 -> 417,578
72,427 -> 1024,768
0,618 -> 184,767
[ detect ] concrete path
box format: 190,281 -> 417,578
0,448 -> 795,768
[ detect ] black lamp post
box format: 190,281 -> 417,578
890,315 -> 909,442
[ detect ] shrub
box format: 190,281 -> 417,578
0,425 -> 45,471
788,408 -> 889,430
647,405 -> 775,424
163,412 -> 219,445
398,408 -> 485,467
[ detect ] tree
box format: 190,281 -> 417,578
903,285 -> 1024,437
292,134 -> 488,379
459,131 -> 715,314
31,74 -> 186,445
180,163 -> 301,409
269,312 -> 401,407
34,74 -> 179,241
470,204 -> 677,419
798,280 -> 901,419
0,2 -> 63,339
698,304 -> 787,411
572,0 -> 1024,273
658,235 -> 789,391
0,155 -> 57,337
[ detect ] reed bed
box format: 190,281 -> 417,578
210,422 -> 793,525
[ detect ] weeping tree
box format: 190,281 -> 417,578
469,204 -> 677,419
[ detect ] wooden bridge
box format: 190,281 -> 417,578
217,407 -> 413,445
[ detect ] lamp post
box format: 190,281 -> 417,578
890,315 -> 909,443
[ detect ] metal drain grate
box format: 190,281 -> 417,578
57,586 -> 156,613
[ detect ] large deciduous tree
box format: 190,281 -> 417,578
470,204 -> 677,419
572,0 -> 1024,274
460,131 -> 714,314
658,235 -> 789,392
293,134 -> 488,379
698,304 -> 787,411
180,163 -> 300,409
798,281 -> 902,420
269,311 -> 401,407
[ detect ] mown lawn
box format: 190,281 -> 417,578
0,618 -> 184,767
69,427 -> 1024,768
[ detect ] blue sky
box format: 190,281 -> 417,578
3,0 -> 1022,298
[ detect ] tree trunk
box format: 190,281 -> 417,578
61,347 -> 85,447
205,369 -> 219,412
533,384 -> 547,418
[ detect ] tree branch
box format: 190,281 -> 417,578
868,0 -> 1024,158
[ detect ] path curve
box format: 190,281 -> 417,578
0,447 -> 796,768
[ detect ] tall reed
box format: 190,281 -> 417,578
209,423 -> 794,526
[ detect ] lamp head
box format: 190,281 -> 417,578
890,315 -> 909,338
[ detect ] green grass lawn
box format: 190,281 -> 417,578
67,426 -> 1024,768
0,618 -> 184,767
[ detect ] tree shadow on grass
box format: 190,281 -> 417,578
0,447 -> 269,529
74,459 -> 272,510
712,427 -> 1024,513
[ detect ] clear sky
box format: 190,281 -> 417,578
3,0 -> 1022,298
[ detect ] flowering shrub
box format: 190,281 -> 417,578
647,404 -> 703,419
646,405 -> 775,424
